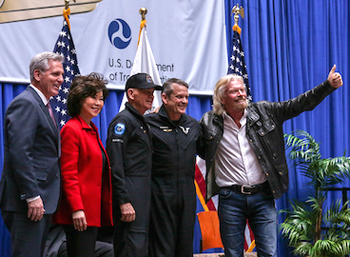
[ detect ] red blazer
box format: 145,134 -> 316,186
53,116 -> 113,227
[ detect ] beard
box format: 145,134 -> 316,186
232,97 -> 248,111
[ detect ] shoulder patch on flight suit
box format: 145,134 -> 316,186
114,123 -> 125,135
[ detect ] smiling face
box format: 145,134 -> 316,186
162,83 -> 189,121
33,60 -> 64,99
79,91 -> 104,124
221,79 -> 248,114
128,88 -> 155,114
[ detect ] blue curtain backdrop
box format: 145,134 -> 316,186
1,1 -> 350,256
224,0 -> 350,256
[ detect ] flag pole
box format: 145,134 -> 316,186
230,4 -> 256,252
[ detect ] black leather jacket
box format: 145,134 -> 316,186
200,80 -> 336,200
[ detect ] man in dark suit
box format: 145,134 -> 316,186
0,52 -> 64,257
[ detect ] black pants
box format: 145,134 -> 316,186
1,210 -> 51,257
62,225 -> 98,257
149,178 -> 196,257
113,176 -> 151,257
58,240 -> 113,257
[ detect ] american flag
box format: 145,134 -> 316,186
52,18 -> 80,129
228,30 -> 252,101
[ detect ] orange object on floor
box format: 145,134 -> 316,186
197,211 -> 224,252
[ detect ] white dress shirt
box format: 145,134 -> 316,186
215,111 -> 266,187
30,84 -> 49,105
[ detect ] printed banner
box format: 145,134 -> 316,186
0,0 -> 228,94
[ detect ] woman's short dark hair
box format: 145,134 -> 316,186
67,72 -> 109,117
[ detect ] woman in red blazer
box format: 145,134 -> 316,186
53,73 -> 113,257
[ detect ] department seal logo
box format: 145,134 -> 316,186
107,18 -> 132,49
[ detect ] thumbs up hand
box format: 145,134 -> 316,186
328,65 -> 343,88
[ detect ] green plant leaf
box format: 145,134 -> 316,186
281,130 -> 350,257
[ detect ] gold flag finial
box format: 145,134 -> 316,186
139,7 -> 147,21
231,3 -> 244,26
231,3 -> 244,34
137,7 -> 147,47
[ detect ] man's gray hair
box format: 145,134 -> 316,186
213,74 -> 245,115
29,52 -> 64,82
162,78 -> 189,97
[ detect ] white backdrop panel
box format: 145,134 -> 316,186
0,0 -> 228,94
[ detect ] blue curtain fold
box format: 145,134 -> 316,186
0,83 -> 27,257
1,1 -> 350,256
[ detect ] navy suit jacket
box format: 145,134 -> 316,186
0,86 -> 60,214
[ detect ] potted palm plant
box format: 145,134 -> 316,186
280,130 -> 350,257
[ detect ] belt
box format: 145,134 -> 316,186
224,181 -> 270,195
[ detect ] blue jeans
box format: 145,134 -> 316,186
218,187 -> 277,257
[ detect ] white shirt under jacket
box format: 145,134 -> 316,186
214,110 -> 267,187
